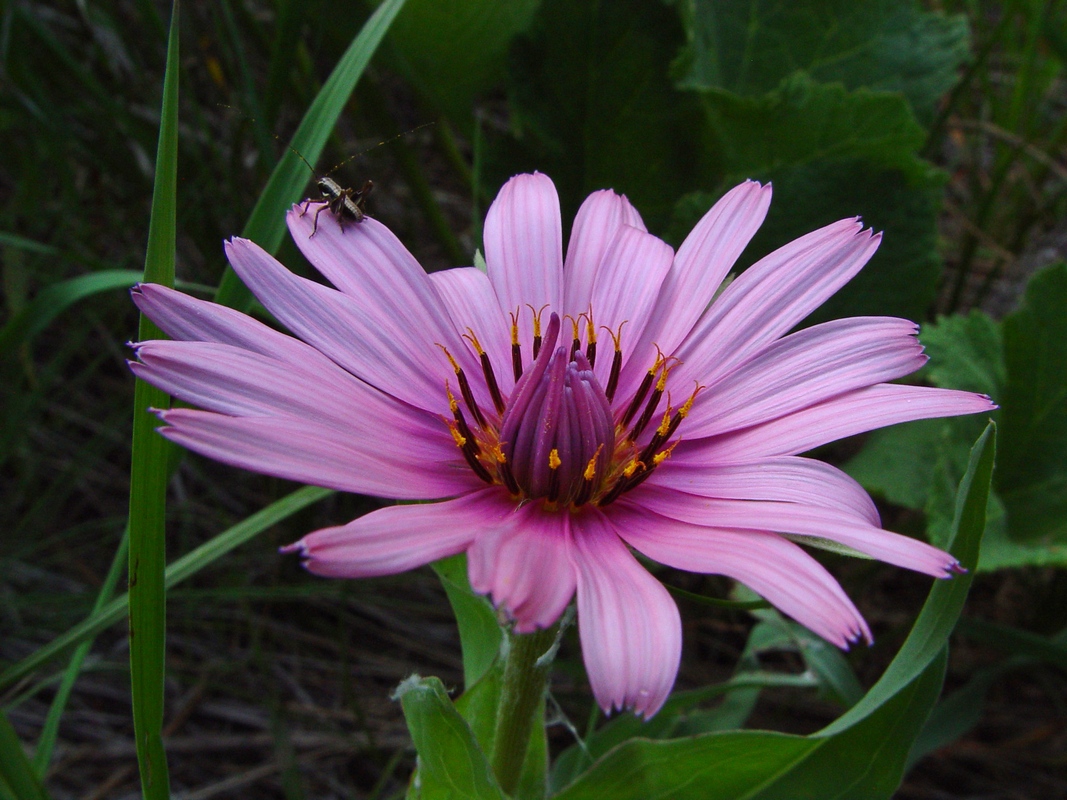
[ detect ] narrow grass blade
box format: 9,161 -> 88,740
0,712 -> 50,800
0,486 -> 332,693
214,0 -> 408,311
32,529 -> 129,776
127,3 -> 180,797
0,270 -> 143,354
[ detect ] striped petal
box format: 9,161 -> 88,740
570,510 -> 681,718
611,500 -> 871,647
284,489 -> 507,577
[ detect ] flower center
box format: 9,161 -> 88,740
441,309 -> 699,511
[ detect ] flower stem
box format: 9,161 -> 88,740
490,625 -> 557,795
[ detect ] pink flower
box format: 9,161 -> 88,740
131,173 -> 994,718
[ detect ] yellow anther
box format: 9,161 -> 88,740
447,421 -> 467,448
565,314 -> 582,341
549,449 -> 562,470
678,383 -> 703,418
623,459 -> 644,478
583,444 -> 605,481
463,329 -> 485,355
654,441 -> 679,465
527,303 -> 550,337
656,403 -> 673,437
488,442 -> 508,464
509,310 -> 521,345
655,355 -> 679,392
603,320 -> 628,352
446,383 -> 459,413
584,310 -> 597,343
437,343 -> 461,374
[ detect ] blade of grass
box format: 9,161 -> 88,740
127,3 -> 179,797
31,528 -> 129,776
214,0 -> 408,312
0,712 -> 49,800
0,486 -> 333,693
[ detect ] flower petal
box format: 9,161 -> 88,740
131,283 -> 324,369
224,237 -> 469,414
621,181 -> 771,391
587,226 -> 674,388
634,486 -> 960,577
130,340 -> 447,439
649,456 -> 880,526
563,189 -> 646,316
570,510 -> 681,718
484,173 -> 564,353
674,220 -> 879,390
156,408 -> 474,499
284,488 -> 507,578
611,500 -> 871,646
468,503 -> 576,633
683,317 -> 926,437
674,384 -> 996,464
429,267 -> 514,394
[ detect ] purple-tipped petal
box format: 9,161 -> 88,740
635,486 -> 961,578
131,283 -> 326,369
484,173 -> 564,353
286,489 -> 508,578
224,237 -> 474,414
674,384 -> 997,464
649,456 -> 880,527
620,181 -> 772,394
563,189 -> 646,315
156,408 -> 474,499
674,220 -> 879,390
683,317 -> 927,437
468,503 -> 576,633
611,501 -> 871,647
570,510 -> 681,718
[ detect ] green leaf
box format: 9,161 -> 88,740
0,270 -> 143,354
0,713 -> 50,800
700,74 -> 927,176
498,0 -> 705,229
920,311 -> 1005,397
127,5 -> 179,797
998,263 -> 1067,542
395,675 -> 505,800
674,0 -> 970,125
214,0 -> 408,311
0,486 -> 332,692
387,0 -> 540,122
433,554 -> 503,689
553,425 -> 994,799
843,419 -> 947,511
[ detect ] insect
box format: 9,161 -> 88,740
301,173 -> 374,236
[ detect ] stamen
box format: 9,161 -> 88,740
567,315 -> 582,359
438,344 -> 487,428
446,384 -> 479,453
448,420 -> 493,484
628,354 -> 678,441
528,303 -> 549,359
602,322 -> 626,402
572,444 -> 604,508
584,312 -> 598,368
464,329 -> 505,414
547,448 -> 562,502
621,348 -> 663,427
509,310 -> 523,382
638,400 -> 673,464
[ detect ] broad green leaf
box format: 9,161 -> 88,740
127,5 -> 179,797
843,419 -> 947,511
998,263 -> 1067,542
700,75 -> 927,177
433,554 -> 503,689
553,425 -> 993,799
0,713 -> 49,800
920,311 -> 1005,397
674,0 -> 970,125
395,675 -> 505,800
0,486 -> 332,692
214,0 -> 408,311
386,0 -> 540,123
498,0 -> 705,229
